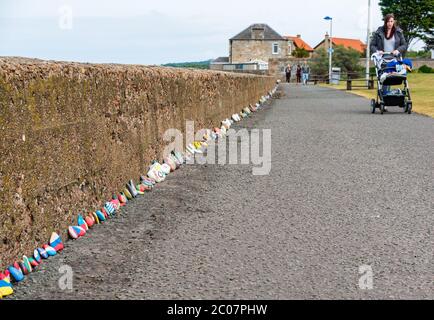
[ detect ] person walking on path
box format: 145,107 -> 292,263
285,64 -> 292,83
296,64 -> 302,84
370,13 -> 407,57
301,61 -> 310,85
370,13 -> 408,111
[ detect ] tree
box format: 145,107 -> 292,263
309,49 -> 329,77
333,46 -> 364,77
292,47 -> 310,58
310,46 -> 364,78
379,0 -> 434,46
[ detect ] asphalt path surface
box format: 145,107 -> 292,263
11,84 -> 434,300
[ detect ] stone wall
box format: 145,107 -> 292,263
269,58 -> 312,77
0,57 -> 276,268
231,40 -> 288,63
359,58 -> 434,69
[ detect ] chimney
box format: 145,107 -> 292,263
252,25 -> 265,40
296,34 -> 301,38
324,32 -> 330,51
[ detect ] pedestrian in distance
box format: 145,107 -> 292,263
285,64 -> 292,83
296,64 -> 302,84
301,61 -> 310,85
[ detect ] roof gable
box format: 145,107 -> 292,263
314,37 -> 366,53
230,24 -> 285,41
284,36 -> 314,51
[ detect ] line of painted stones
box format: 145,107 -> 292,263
0,84 -> 278,299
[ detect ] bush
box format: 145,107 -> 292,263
310,45 -> 364,78
418,65 -> 434,73
292,47 -> 310,58
310,49 -> 329,76
406,50 -> 431,59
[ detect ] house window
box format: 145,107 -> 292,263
272,43 -> 279,55
288,42 -> 293,56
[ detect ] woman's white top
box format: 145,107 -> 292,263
384,34 -> 396,53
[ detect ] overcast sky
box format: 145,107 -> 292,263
0,0 -> 425,65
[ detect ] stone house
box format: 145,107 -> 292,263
229,24 -> 288,63
210,23 -> 314,75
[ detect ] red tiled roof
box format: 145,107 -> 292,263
314,37 -> 366,53
332,38 -> 366,53
284,36 -> 314,52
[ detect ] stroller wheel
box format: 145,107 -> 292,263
407,102 -> 412,114
370,99 -> 376,113
380,103 -> 385,115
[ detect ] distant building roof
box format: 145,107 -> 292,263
230,24 -> 285,41
314,36 -> 367,54
284,35 -> 314,52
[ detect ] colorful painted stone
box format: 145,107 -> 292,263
138,183 -> 152,192
169,154 -> 181,169
68,226 -> 86,239
186,144 -> 196,155
91,212 -> 100,224
123,187 -> 133,200
0,275 -> 13,298
118,193 -> 128,206
28,257 -> 39,268
147,163 -> 165,183
127,180 -> 139,198
164,157 -> 177,172
141,179 -> 154,188
77,215 -> 89,231
43,244 -> 57,256
221,120 -> 230,130
141,176 -> 156,185
101,208 -> 109,219
19,256 -> 32,275
96,210 -> 106,222
85,215 -> 95,228
105,202 -> 115,215
161,163 -> 171,175
210,131 -> 218,140
37,247 -> 49,259
49,232 -> 64,252
110,199 -> 120,211
193,141 -> 203,150
8,262 -> 24,282
135,184 -> 145,195
33,249 -> 42,263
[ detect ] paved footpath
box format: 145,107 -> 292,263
11,84 -> 434,300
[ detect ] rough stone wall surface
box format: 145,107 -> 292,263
269,58 -> 312,77
231,40 -> 288,63
359,57 -> 434,69
0,57 -> 276,268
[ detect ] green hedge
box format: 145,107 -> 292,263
418,65 -> 434,73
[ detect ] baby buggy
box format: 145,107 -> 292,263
370,52 -> 413,114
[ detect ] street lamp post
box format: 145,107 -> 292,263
366,0 -> 372,84
324,16 -> 333,83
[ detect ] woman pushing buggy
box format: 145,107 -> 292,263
369,13 -> 413,114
